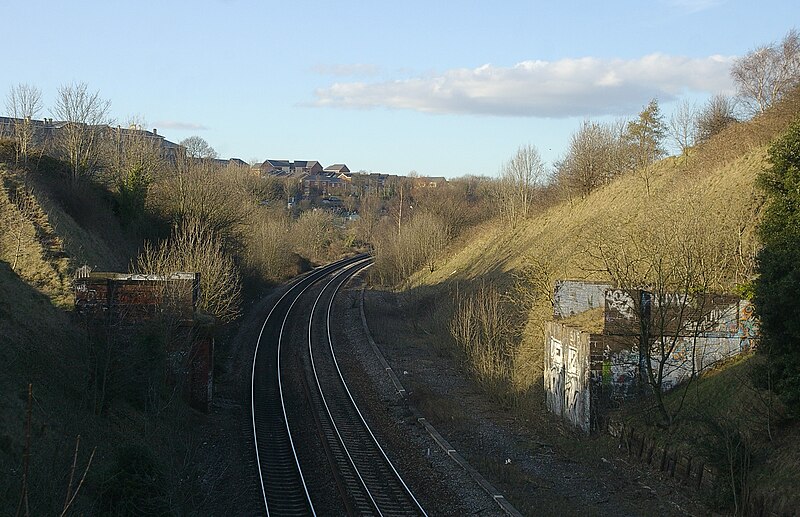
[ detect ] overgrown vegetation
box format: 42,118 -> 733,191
0,90 -> 363,514
753,119 -> 800,416
372,30 -> 800,514
1,27 -> 799,515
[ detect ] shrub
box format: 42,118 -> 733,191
753,120 -> 800,415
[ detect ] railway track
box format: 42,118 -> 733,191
251,255 -> 426,516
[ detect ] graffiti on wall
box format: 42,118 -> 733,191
553,280 -> 613,318
564,345 -> 581,426
605,289 -> 635,319
738,302 -> 757,349
546,282 -> 759,434
547,336 -> 564,415
607,348 -> 638,400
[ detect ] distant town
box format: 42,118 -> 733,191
0,116 -> 447,210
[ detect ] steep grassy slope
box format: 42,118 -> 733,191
0,163 -> 201,514
410,92 -> 799,399
394,93 -> 800,511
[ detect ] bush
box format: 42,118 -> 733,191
0,139 -> 15,162
134,218 -> 242,323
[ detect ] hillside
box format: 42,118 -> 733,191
0,134 -> 363,513
390,92 -> 800,512
0,158 -> 213,514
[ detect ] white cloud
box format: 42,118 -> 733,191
311,63 -> 381,77
153,120 -> 209,131
312,54 -> 736,118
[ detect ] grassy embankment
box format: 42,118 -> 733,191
386,92 -> 800,511
0,138 -> 364,513
0,151 -> 215,514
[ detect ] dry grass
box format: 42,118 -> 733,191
0,167 -> 73,307
409,107 -> 787,404
618,354 -> 800,512
0,162 -> 212,514
399,92 -> 800,513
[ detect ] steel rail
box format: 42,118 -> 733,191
307,260 -> 379,513
308,260 -> 427,516
251,254 -> 368,516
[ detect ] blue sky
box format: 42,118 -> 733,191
2,0 -> 797,177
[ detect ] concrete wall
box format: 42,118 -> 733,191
545,322 -> 591,433
553,280 -> 612,318
546,281 -> 759,433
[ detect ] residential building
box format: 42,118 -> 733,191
414,176 -> 447,188
324,163 -> 350,174
261,159 -> 323,177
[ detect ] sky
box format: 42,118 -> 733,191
2,0 -> 797,177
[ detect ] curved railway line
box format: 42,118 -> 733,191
251,255 -> 426,516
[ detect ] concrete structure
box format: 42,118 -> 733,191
544,322 -> 593,433
545,281 -> 757,433
553,280 -> 612,318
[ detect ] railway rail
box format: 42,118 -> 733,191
251,255 -> 426,516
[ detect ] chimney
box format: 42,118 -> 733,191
153,128 -> 157,136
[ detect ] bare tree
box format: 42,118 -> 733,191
5,83 -> 43,166
52,82 -> 111,186
292,209 -> 336,263
450,282 -> 514,390
496,144 -> 546,227
105,118 -> 166,223
152,155 -> 254,249
731,29 -> 800,115
179,135 -> 217,160
243,206 -> 293,281
669,99 -> 698,163
555,120 -> 624,199
134,217 -> 241,323
352,190 -> 381,244
592,200 -> 739,426
412,181 -> 479,237
696,94 -> 738,143
413,210 -> 449,273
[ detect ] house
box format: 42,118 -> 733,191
260,159 -> 293,176
324,163 -> 350,174
1,117 -> 183,163
334,171 -> 399,196
303,172 -> 345,195
261,159 -> 323,177
295,160 -> 323,175
228,157 -> 249,168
